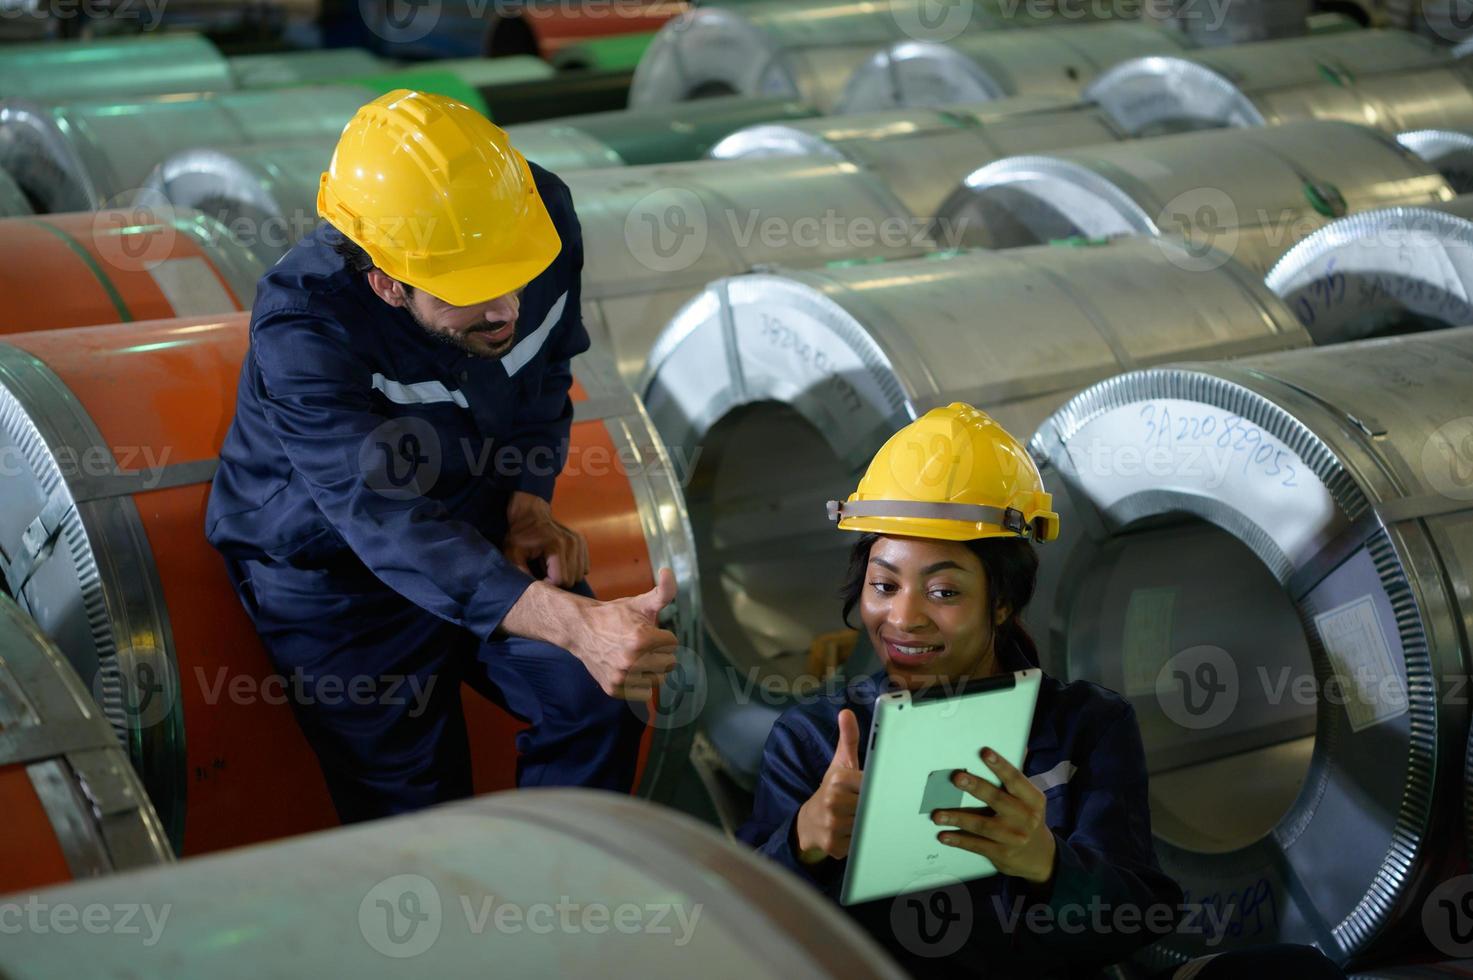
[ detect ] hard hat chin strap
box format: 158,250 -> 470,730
826,499 -> 1031,536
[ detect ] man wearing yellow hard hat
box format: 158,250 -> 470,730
737,403 -> 1187,975
206,90 -> 677,822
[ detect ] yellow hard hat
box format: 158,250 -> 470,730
317,89 -> 561,306
828,403 -> 1059,543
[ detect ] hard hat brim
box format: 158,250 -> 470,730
407,196 -> 563,307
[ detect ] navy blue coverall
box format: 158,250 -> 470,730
737,638 -> 1185,979
205,163 -> 643,822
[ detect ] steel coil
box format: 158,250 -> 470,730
839,22 -> 1192,111
565,156 -> 931,382
1086,30 -> 1451,136
1399,129 -> 1473,191
0,208 -> 262,328
638,239 -> 1310,788
941,119 -> 1454,277
551,30 -> 659,71
506,95 -> 816,170
0,163 -> 30,216
1265,196 -> 1473,344
228,48 -> 385,88
483,0 -> 686,59
1146,0 -> 1312,46
0,594 -> 173,891
1027,328 -> 1473,965
629,0 -> 1066,109
142,141 -> 337,265
710,97 -> 1127,220
0,85 -> 374,214
0,315 -> 699,854
0,33 -> 234,102
0,790 -> 905,979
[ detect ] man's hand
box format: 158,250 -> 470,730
795,708 -> 864,864
932,747 -> 1058,886
504,490 -> 589,588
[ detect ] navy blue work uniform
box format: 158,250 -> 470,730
738,639 -> 1185,979
205,164 -> 643,822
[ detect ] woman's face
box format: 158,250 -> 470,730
860,535 -> 1003,692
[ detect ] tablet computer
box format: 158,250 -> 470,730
840,668 -> 1043,906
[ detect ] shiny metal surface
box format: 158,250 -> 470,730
1146,0 -> 1311,45
711,97 -> 1127,220
0,162 -> 30,216
839,22 -> 1191,111
0,595 -> 174,879
1265,195 -> 1473,344
0,33 -> 234,102
506,95 -> 816,171
0,790 -> 907,979
1087,31 -> 1452,136
1398,128 -> 1473,192
0,84 -> 374,213
638,239 -> 1310,781
1029,328 -> 1473,965
564,156 -> 931,382
944,119 -> 1454,276
630,0 -> 1119,108
143,140 -> 337,265
228,48 -> 385,88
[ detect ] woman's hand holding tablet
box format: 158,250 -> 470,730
932,746 -> 1058,886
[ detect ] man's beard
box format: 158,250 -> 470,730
405,301 -> 514,359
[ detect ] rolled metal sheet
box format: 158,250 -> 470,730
1146,0 -> 1312,45
0,594 -> 174,891
1087,30 -> 1452,136
710,97 -> 1128,220
630,0 -> 1068,109
0,33 -> 234,102
838,22 -> 1192,111
0,208 -> 263,328
0,790 -> 906,979
1398,128 -> 1473,192
1027,328 -> 1473,965
228,48 -> 386,88
0,163 -> 30,216
142,141 -> 336,266
1265,195 -> 1473,344
564,156 -> 932,382
506,95 -> 816,170
479,68 -> 634,124
0,315 -> 701,854
482,0 -> 686,60
0,85 -> 375,214
551,30 -> 659,71
638,240 -> 1310,784
941,119 -> 1454,277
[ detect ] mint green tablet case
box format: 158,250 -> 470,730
840,668 -> 1043,906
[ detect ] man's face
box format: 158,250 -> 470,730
404,286 -> 523,359
367,268 -> 523,359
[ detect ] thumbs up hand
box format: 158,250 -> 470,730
795,708 -> 865,864
564,568 -> 679,701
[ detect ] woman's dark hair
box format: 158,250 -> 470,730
839,532 -> 1041,667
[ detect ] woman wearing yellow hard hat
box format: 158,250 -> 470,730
735,402 -> 1182,975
